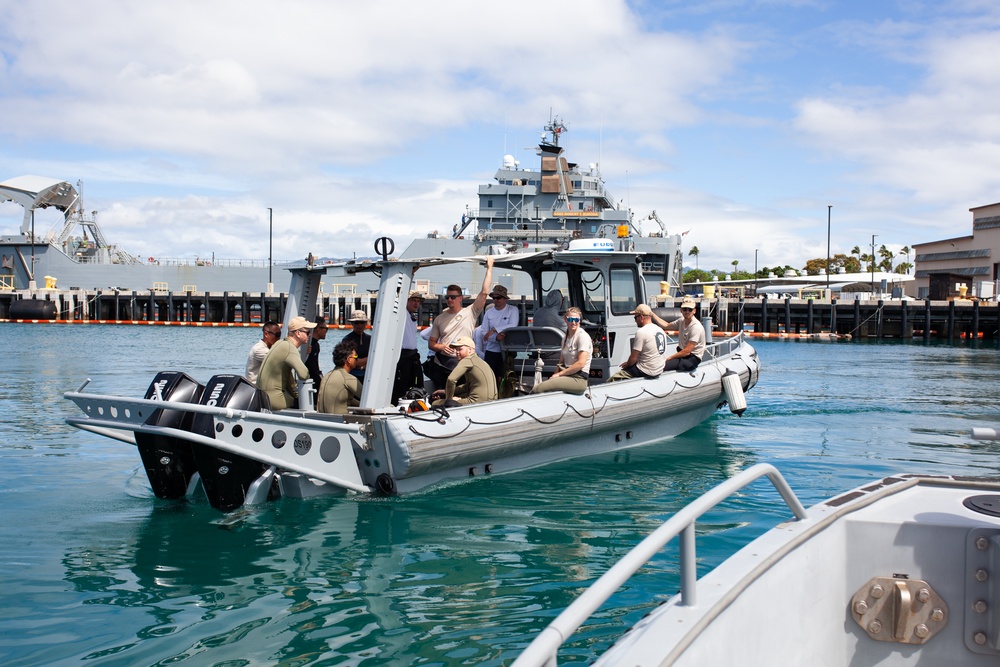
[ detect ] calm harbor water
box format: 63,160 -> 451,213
3,324 -> 1000,666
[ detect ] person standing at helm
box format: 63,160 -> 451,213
257,316 -> 315,410
475,283 -> 519,391
427,256 -> 494,389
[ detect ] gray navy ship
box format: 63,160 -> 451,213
1,117 -> 684,298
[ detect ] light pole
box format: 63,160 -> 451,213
267,207 -> 274,294
871,233 -> 877,297
826,205 -> 831,297
754,248 -> 759,298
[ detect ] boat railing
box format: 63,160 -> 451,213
510,463 -> 808,667
702,331 -> 745,360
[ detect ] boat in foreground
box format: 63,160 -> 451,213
64,240 -> 758,509
513,462 -> 1000,666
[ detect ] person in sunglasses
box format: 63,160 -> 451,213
426,256 -> 495,389
245,320 -> 282,384
651,296 -> 705,372
530,307 -> 592,395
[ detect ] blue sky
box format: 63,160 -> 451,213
1,0 -> 998,274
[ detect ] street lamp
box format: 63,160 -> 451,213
754,248 -> 759,297
871,233 -> 877,297
826,206 -> 831,296
267,207 -> 274,294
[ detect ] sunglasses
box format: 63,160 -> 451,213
681,307 -> 694,312
445,294 -> 461,300
566,317 -> 580,323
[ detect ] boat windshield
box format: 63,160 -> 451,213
580,269 -> 605,316
609,266 -> 640,315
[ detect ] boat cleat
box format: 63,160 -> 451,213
850,575 -> 947,644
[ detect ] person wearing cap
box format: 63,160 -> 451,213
343,310 -> 371,380
530,307 -> 592,395
305,316 -> 329,405
245,320 -> 281,384
609,303 -> 667,382
651,296 -> 706,372
474,283 -> 520,391
256,315 -> 316,409
317,339 -> 363,415
429,337 -> 497,407
392,290 -> 426,404
427,256 -> 494,389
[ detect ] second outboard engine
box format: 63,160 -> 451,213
190,374 -> 275,512
135,371 -> 205,499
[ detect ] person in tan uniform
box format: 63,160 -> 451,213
430,337 -> 497,407
256,316 -> 315,410
317,340 -> 363,415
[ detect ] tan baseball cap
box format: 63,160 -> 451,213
630,304 -> 652,316
288,316 -> 317,332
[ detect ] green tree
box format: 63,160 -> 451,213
688,246 -> 700,269
875,244 -> 892,272
682,268 -> 714,283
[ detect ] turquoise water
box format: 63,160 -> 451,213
3,324 -> 1000,666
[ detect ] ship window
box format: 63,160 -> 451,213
609,266 -> 640,315
487,199 -> 493,208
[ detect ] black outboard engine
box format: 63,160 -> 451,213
190,374 -> 275,512
135,371 -> 205,499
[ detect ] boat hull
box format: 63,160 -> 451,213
374,346 -> 757,493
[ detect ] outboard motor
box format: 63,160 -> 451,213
190,374 -> 275,512
135,371 -> 205,499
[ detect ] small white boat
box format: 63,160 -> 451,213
64,242 -> 759,510
512,462 -> 1000,666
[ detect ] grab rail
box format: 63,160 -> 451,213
510,463 -> 807,667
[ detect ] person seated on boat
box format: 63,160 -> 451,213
427,256 -> 495,390
317,340 -> 363,415
392,290 -> 426,405
530,307 -> 592,395
342,310 -> 371,381
244,320 -> 281,384
430,337 -> 498,407
651,296 -> 705,373
609,304 -> 667,382
474,283 -> 520,392
531,289 -> 566,332
256,316 -> 316,410
305,316 -> 329,405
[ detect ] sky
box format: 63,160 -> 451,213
1,0 -> 999,275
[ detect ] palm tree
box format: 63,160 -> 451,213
731,259 -> 739,276
899,246 -> 911,274
688,246 -> 700,269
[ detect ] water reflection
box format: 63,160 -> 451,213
50,437 -> 745,665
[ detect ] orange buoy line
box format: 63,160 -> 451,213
0,319 -> 261,326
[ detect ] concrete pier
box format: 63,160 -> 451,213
3,289 -> 998,341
